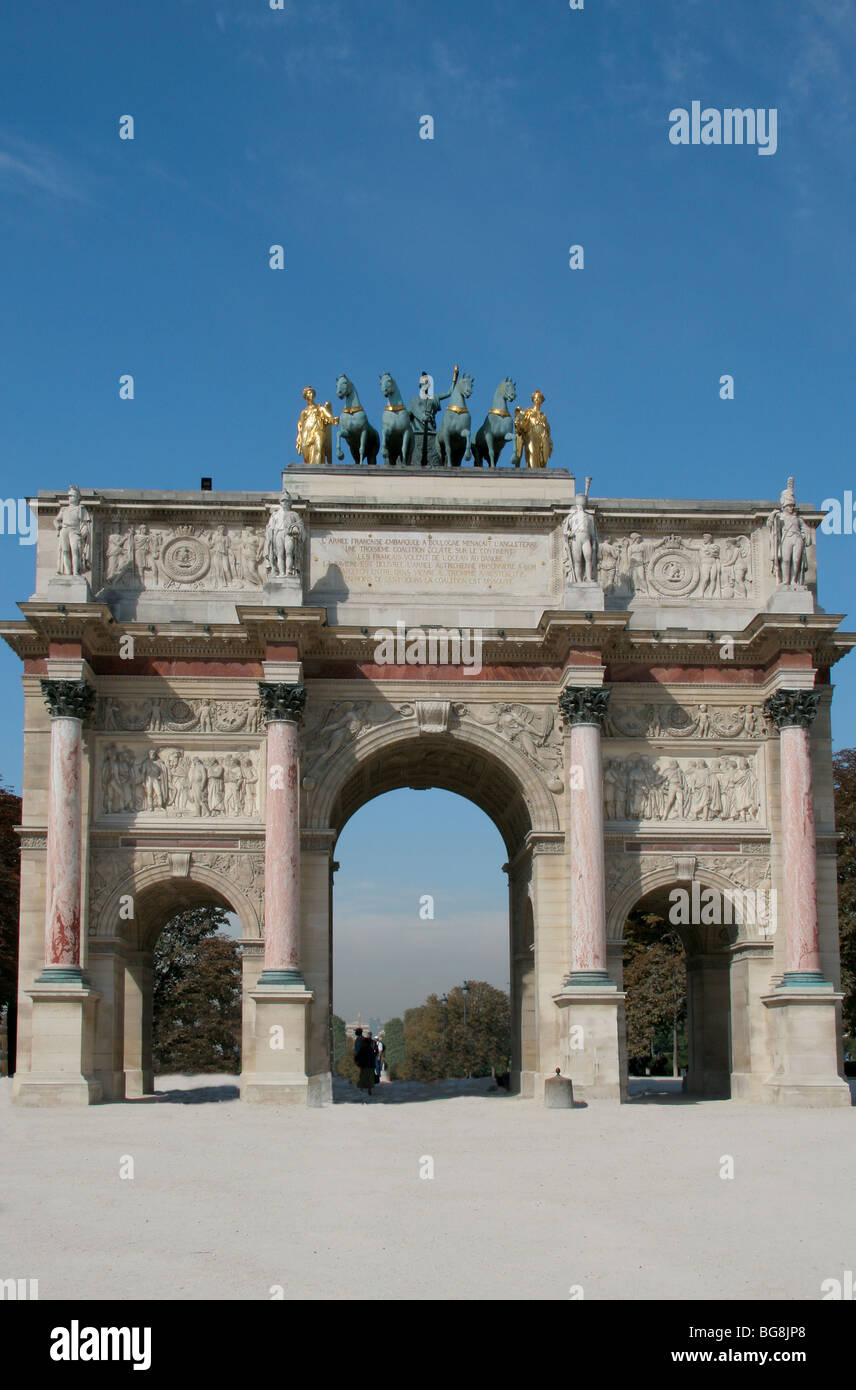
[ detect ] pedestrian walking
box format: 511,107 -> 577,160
353,1027 -> 375,1101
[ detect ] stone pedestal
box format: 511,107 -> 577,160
263,575 -> 304,607
765,588 -> 814,614
241,987 -> 321,1105
44,575 -> 92,603
761,988 -> 851,1107
15,979 -> 102,1106
553,987 -> 625,1099
562,582 -> 605,612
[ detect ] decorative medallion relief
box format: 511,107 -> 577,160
605,702 -> 770,740
598,532 -> 753,601
98,745 -> 261,818
603,753 -> 761,823
99,522 -> 267,592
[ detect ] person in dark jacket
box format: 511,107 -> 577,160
353,1028 -> 375,1100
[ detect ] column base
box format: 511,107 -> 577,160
240,987 -> 320,1105
553,982 -> 625,1100
124,1068 -> 155,1098
256,968 -> 306,988
760,986 -> 851,1107
15,978 -> 102,1107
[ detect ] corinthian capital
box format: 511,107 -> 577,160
258,682 -> 307,726
558,686 -> 611,728
40,679 -> 96,722
764,689 -> 820,730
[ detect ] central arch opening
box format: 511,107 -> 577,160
325,733 -> 540,1099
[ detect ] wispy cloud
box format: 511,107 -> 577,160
0,134 -> 91,203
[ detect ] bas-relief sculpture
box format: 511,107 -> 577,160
99,745 -> 260,818
101,521 -> 266,591
89,848 -> 265,930
597,530 -> 754,601
602,754 -> 761,823
97,696 -> 263,734
298,698 -> 565,786
605,702 -> 770,740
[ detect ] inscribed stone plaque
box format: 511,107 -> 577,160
309,528 -> 559,598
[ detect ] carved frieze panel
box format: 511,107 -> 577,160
604,702 -> 770,740
89,847 -> 264,931
598,532 -> 754,601
96,744 -> 261,819
453,702 -> 563,773
603,753 -> 762,824
605,849 -> 772,906
97,696 -> 263,734
97,522 -> 267,593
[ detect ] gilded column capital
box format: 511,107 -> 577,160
764,689 -> 820,730
40,679 -> 96,722
558,686 -> 611,728
258,681 -> 307,726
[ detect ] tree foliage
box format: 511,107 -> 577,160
0,783 -> 22,1074
622,911 -> 687,1065
382,1016 -> 405,1077
152,906 -> 241,1073
833,749 -> 856,1037
399,981 -> 510,1082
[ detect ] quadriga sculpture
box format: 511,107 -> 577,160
379,372 -> 414,467
473,378 -> 517,468
437,370 -> 474,467
335,374 -> 380,466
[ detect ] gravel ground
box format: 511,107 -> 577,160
2,1073 -> 854,1301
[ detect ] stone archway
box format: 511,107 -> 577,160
609,867 -> 774,1099
88,860 -> 261,1100
295,714 -> 565,1095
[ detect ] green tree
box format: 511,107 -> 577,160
0,783 -> 22,1076
152,906 -> 241,1073
622,911 -> 687,1072
382,1016 -> 405,1077
833,749 -> 856,1040
400,982 -> 510,1082
331,1013 -> 347,1066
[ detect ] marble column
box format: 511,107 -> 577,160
765,689 -> 828,986
258,681 -> 306,986
38,679 -> 95,982
559,686 -> 612,984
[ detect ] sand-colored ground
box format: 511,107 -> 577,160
1,1074 -> 854,1301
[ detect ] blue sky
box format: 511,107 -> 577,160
1,0 -> 854,1016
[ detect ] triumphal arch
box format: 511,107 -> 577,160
3,403 -> 853,1107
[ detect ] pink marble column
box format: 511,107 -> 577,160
258,682 -> 306,984
766,689 -> 826,983
559,686 -> 612,984
40,680 -> 95,978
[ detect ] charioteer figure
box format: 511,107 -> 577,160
408,366 -> 458,468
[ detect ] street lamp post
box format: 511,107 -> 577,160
461,980 -> 469,1028
440,993 -> 448,1050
